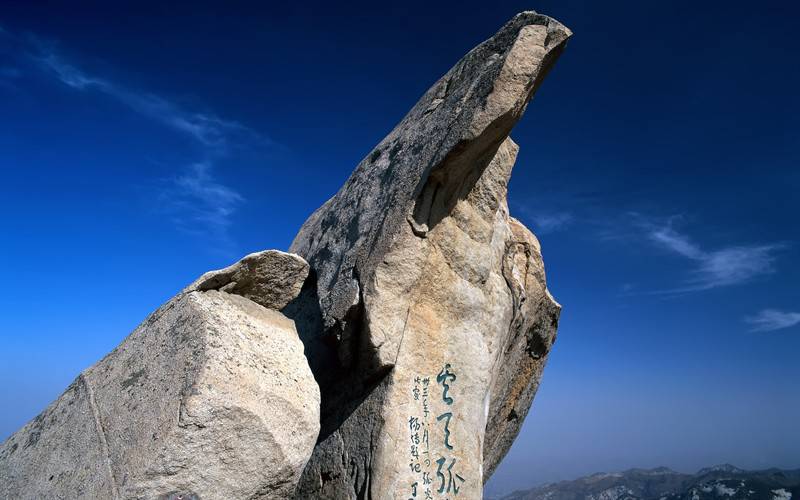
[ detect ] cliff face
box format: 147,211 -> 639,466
0,11 -> 570,500
288,12 -> 568,498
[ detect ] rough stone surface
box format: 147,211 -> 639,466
0,11 -> 570,499
189,249 -> 310,310
288,11 -> 569,499
0,252 -> 319,500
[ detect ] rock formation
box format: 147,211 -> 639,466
0,251 -> 320,499
288,11 -> 569,499
0,10 -> 569,500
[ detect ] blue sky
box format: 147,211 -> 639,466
1,1 -> 798,496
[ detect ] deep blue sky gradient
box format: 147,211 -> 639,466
1,1 -> 798,496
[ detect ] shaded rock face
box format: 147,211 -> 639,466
289,11 -> 568,499
0,251 -> 320,500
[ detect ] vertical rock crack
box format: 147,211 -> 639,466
80,373 -> 120,499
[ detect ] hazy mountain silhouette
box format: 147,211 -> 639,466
495,464 -> 800,500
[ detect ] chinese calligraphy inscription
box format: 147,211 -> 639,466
407,364 -> 465,499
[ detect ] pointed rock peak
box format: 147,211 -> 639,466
290,11 -> 571,334
289,11 -> 571,497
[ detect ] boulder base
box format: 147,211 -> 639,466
0,252 -> 320,500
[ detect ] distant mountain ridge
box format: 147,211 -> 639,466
495,464 -> 800,500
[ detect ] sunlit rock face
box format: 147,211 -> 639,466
0,251 -> 320,500
288,11 -> 569,499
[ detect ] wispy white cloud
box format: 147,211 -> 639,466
745,309 -> 800,332
640,217 -> 783,293
157,162 -> 244,250
4,29 -> 270,251
530,212 -> 574,234
33,50 -> 263,149
648,225 -> 705,260
513,203 -> 574,235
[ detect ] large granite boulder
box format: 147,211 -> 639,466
288,11 -> 569,499
0,251 -> 320,500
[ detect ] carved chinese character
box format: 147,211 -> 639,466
436,364 -> 456,404
435,457 -> 465,495
436,412 -> 454,450
408,480 -> 418,499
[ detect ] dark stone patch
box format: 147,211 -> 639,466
346,213 -> 361,245
121,368 -> 147,389
526,330 -> 548,359
24,429 -> 41,449
157,492 -> 201,500
23,414 -> 44,449
388,143 -> 402,163
319,212 -> 339,235
314,246 -> 333,268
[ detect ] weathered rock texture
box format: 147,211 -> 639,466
288,11 -> 569,499
0,251 -> 320,500
0,11 -> 569,500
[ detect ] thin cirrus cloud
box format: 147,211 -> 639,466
744,309 -> 800,332
34,50 -> 258,149
644,220 -> 782,293
513,204 -> 574,234
2,26 -> 265,250
157,162 -> 244,250
530,212 -> 574,234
